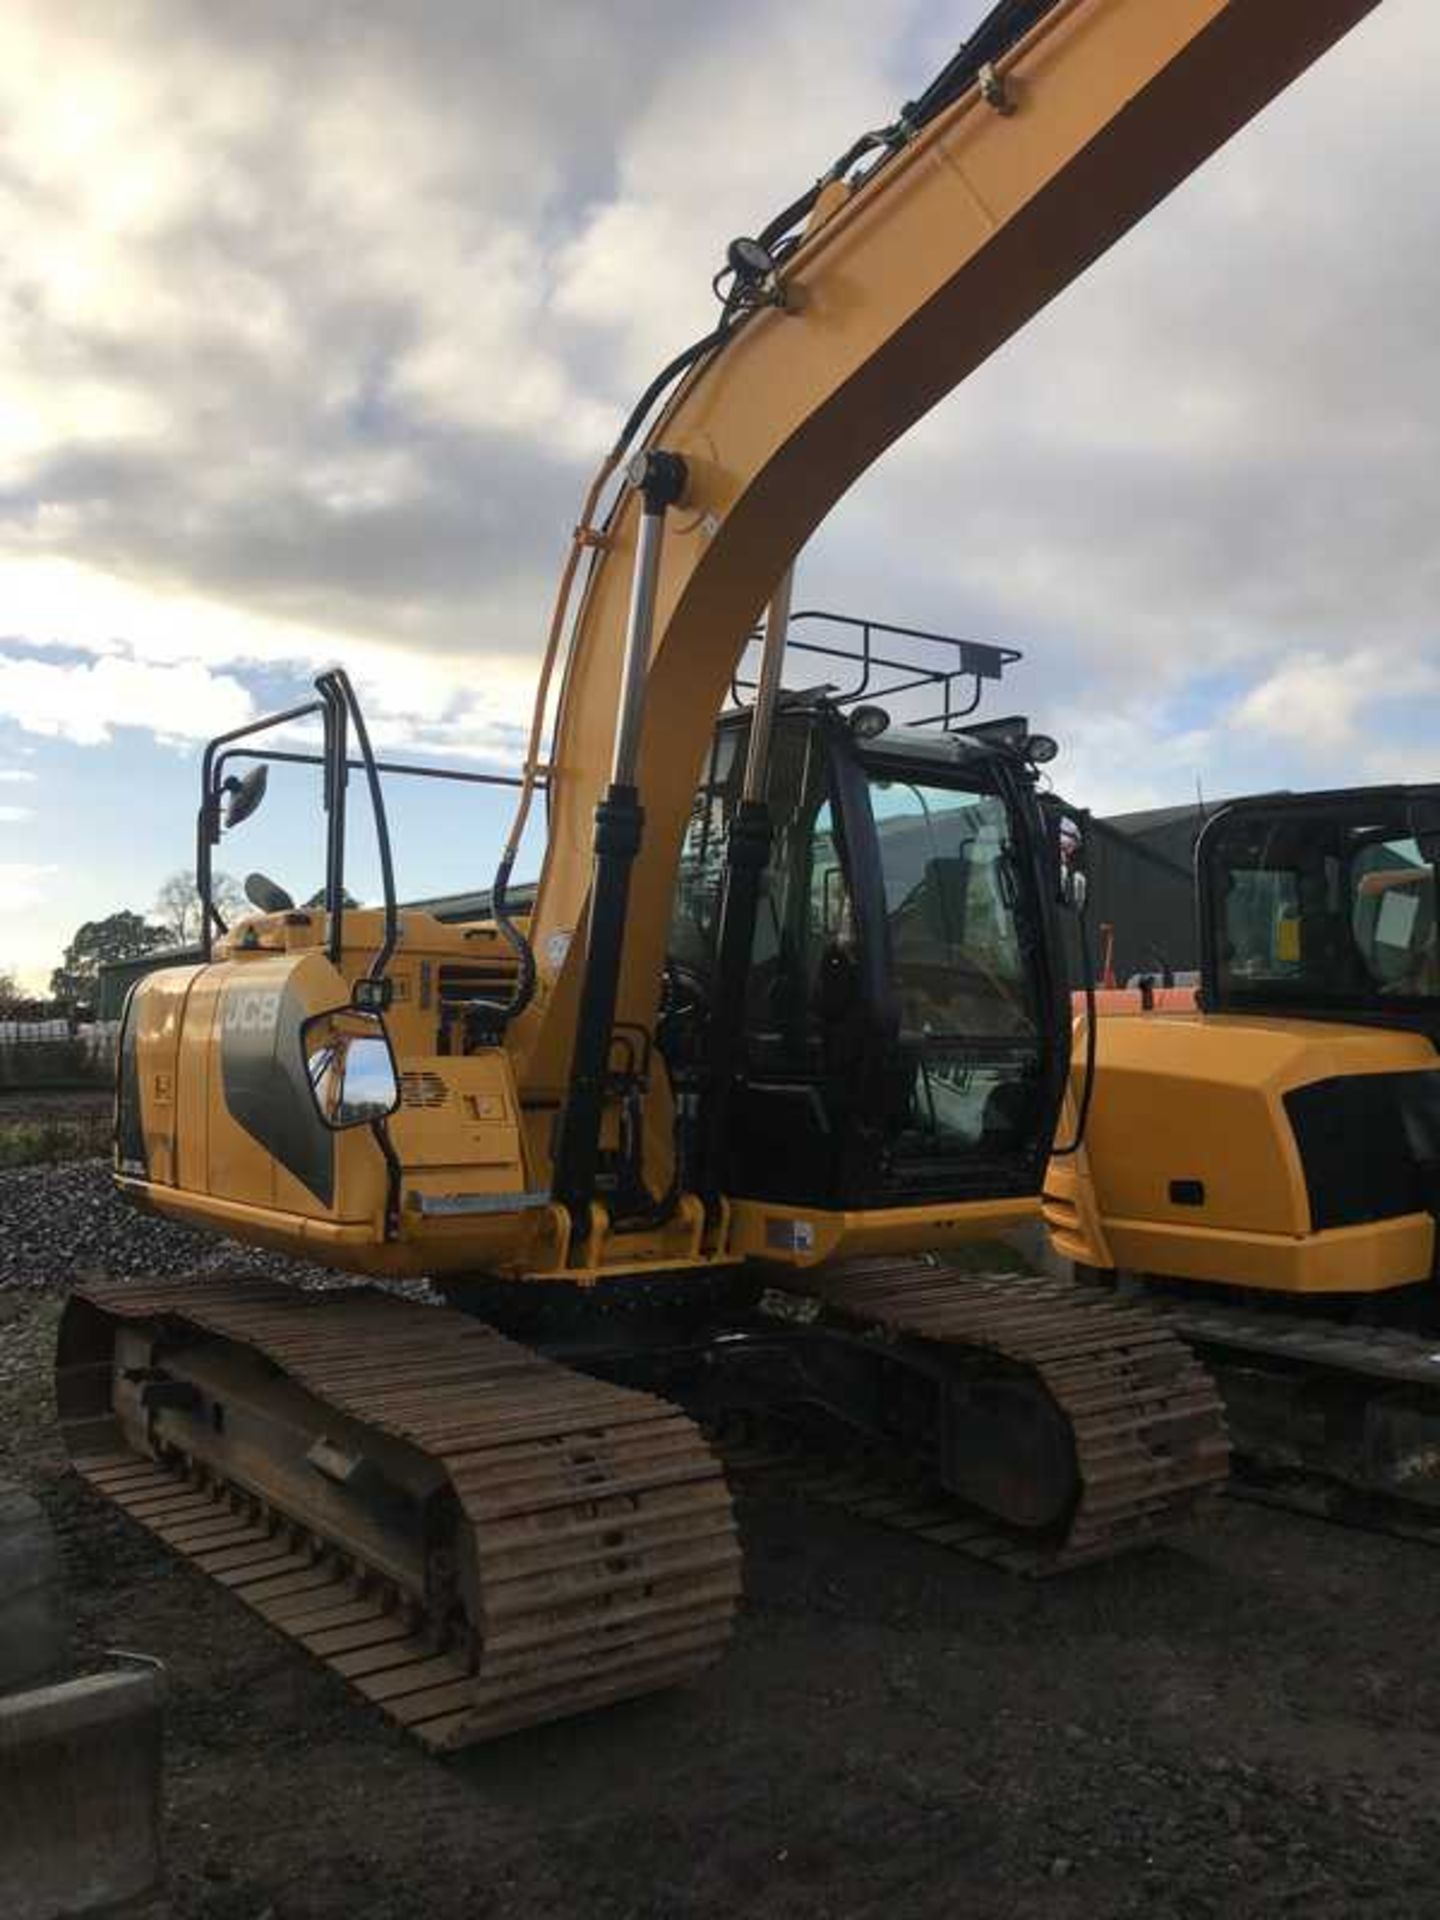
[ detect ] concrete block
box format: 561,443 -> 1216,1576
0,1481 -> 68,1692
0,1666 -> 164,1919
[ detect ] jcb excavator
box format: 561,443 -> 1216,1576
57,0 -> 1379,1748
1046,782 -> 1440,1535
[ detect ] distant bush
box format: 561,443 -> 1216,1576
0,1111 -> 111,1167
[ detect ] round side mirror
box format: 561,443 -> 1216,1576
224,764 -> 270,830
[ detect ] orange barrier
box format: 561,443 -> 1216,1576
1072,986 -> 1199,1017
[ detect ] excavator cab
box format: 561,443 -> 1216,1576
1199,786 -> 1440,1032
666,692 -> 1069,1213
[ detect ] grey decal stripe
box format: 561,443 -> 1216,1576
220,977 -> 335,1207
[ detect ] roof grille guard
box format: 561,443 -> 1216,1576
729,609 -> 1020,731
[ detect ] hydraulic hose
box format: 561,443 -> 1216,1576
488,454 -> 617,1024
489,324 -> 736,1029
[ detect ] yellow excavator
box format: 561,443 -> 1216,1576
57,0 -> 1379,1748
1046,781 -> 1440,1533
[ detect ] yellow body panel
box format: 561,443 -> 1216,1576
128,966 -> 200,1186
1105,1210 -> 1431,1294
1044,1013 -> 1439,1295
123,907 -> 1044,1282
125,1180 -> 567,1280
119,1180 -> 385,1261
124,919 -> 552,1275
727,1195 -> 1040,1269
174,969 -> 218,1195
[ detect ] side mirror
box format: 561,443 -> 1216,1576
224,764 -> 269,830
303,1007 -> 400,1129
1051,810 -> 1088,913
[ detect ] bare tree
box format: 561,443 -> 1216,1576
153,870 -> 245,945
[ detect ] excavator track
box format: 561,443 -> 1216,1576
760,1259 -> 1231,1571
55,1277 -> 740,1750
1152,1297 -> 1440,1542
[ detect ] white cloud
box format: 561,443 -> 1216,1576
0,553 -> 377,666
1230,653 -> 1360,754
0,769 -> 36,782
551,0 -> 918,384
1050,708 -> 1216,819
1231,650 -> 1440,759
0,805 -> 33,823
0,861 -> 56,911
0,554 -> 539,761
0,650 -> 254,745
0,861 -> 62,990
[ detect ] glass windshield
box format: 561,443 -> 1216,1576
871,778 -> 1036,1040
869,772 -> 1041,1167
1208,803 -> 1440,1007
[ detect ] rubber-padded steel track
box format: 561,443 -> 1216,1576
1162,1299 -> 1440,1392
1156,1297 -> 1440,1539
768,1259 -> 1230,1570
57,1278 -> 739,1749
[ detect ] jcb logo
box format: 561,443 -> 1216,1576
224,989 -> 281,1034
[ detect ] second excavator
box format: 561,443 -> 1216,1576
1047,779 -> 1440,1536
58,0 -> 1382,1746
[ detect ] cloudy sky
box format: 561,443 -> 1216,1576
2,0 -> 1436,990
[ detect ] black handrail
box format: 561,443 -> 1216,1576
214,746 -> 543,792
197,672 -> 401,982
203,728 -> 548,967
196,697 -> 328,960
319,669 -> 400,987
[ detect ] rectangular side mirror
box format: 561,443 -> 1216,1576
303,1007 -> 400,1129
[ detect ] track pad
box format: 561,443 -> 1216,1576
940,1374 -> 1078,1531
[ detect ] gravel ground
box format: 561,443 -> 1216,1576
0,1158 -> 338,1290
7,1162 -> 1440,1918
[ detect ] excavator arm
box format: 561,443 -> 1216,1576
518,0 -> 1382,1173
